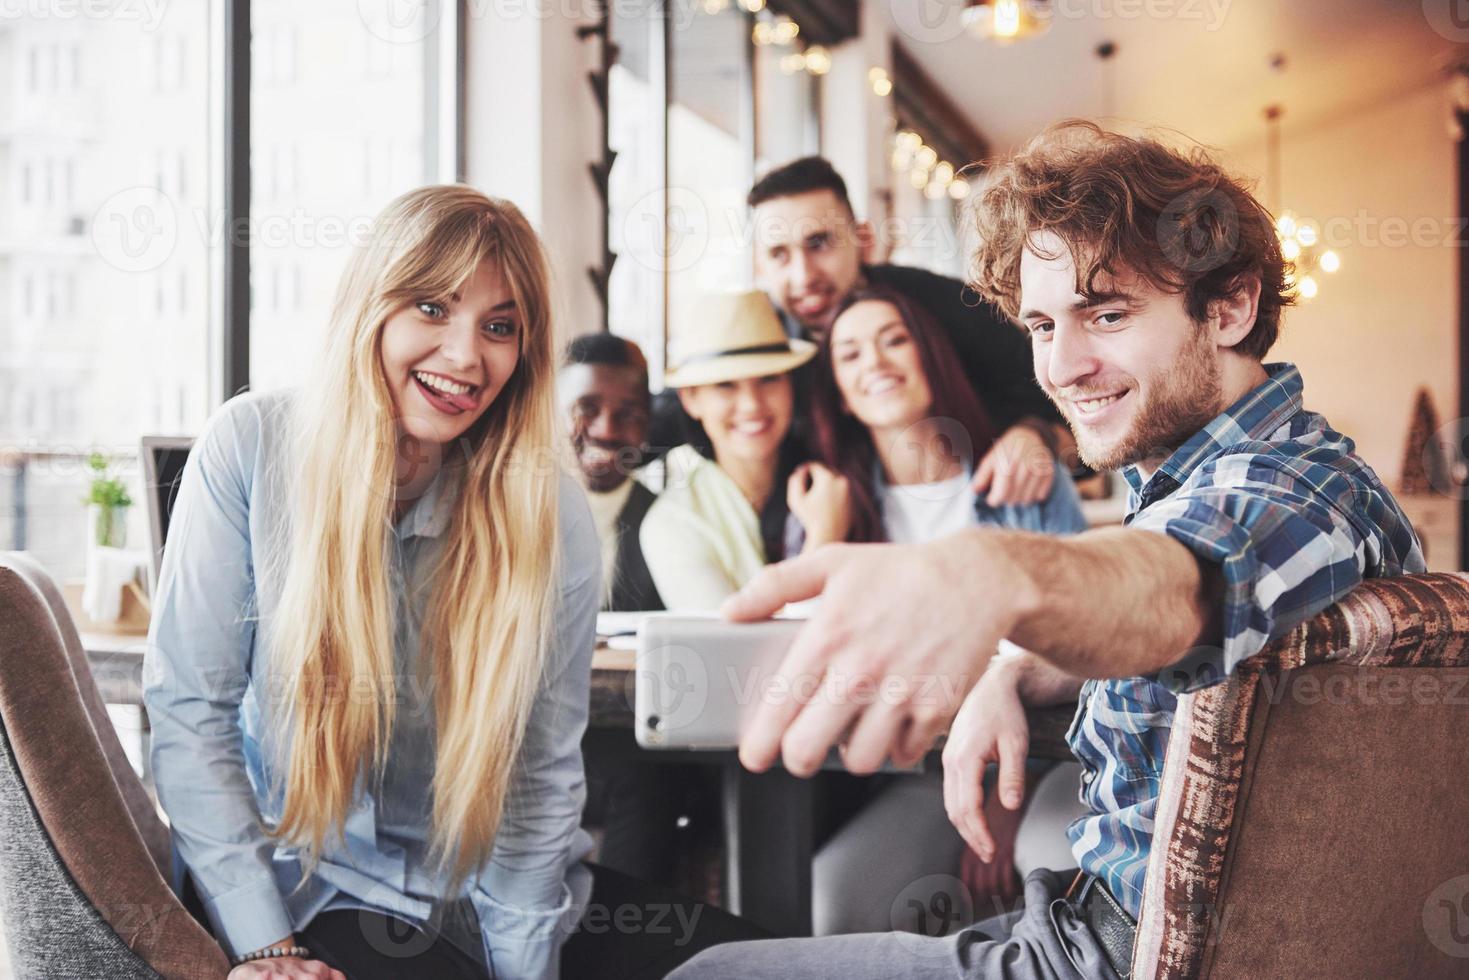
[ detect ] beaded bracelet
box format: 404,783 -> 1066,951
231,945 -> 313,967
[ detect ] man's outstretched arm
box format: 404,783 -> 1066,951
722,524 -> 1216,777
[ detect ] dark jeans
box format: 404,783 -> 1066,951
582,731 -> 720,888
187,863 -> 765,979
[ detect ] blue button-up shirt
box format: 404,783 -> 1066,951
1065,363 -> 1425,918
144,390 -> 600,979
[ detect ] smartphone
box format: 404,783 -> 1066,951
634,615 -> 804,750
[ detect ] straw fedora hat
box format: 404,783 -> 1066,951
663,290 -> 817,388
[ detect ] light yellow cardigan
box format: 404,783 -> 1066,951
639,444 -> 769,611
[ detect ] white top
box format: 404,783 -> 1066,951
584,477 -> 635,607
877,468 -> 978,545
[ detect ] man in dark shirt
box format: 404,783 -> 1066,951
750,156 -> 1063,505
558,333 -> 663,612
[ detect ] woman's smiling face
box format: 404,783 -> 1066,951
677,373 -> 794,469
379,258 -> 522,450
829,299 -> 934,434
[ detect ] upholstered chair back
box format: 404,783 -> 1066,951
0,553 -> 229,978
1133,573 -> 1469,979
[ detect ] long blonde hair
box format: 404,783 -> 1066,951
267,185 -> 561,887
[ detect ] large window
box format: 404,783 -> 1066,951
249,0 -> 451,392
753,36 -> 819,174
605,3 -> 825,382
607,3 -> 669,384
665,2 -> 756,367
1,0 -> 459,583
0,7 -> 212,578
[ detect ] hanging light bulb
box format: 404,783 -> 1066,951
752,21 -> 772,45
737,0 -> 765,10
909,169 -> 929,190
1319,250 -> 1341,273
924,181 -> 947,200
933,161 -> 955,185
1298,275 -> 1319,300
1295,223 -> 1317,247
1281,238 -> 1302,261
948,178 -> 971,200
779,52 -> 806,74
1276,213 -> 1296,238
803,45 -> 831,75
961,0 -> 1052,44
915,145 -> 938,171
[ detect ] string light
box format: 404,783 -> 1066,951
1266,104 -> 1340,302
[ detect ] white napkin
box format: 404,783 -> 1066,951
82,547 -> 148,624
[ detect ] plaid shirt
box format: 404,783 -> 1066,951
1064,362 -> 1425,917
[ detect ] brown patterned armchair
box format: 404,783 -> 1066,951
1132,573 -> 1469,979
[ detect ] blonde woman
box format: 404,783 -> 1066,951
146,187 -> 751,980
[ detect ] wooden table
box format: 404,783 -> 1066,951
85,637 -> 1078,937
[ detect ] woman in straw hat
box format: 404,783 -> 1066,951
640,289 -> 833,610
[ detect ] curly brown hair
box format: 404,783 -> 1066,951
966,120 -> 1293,360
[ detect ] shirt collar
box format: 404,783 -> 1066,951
1121,362 -> 1304,501
396,464 -> 460,541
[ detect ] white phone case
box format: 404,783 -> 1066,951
634,616 -> 805,750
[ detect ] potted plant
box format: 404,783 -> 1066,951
83,452 -> 133,550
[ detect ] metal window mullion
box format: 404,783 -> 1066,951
221,0 -> 251,401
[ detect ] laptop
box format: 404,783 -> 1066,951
139,436 -> 194,594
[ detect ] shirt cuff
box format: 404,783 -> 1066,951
199,874 -> 295,958
473,879 -> 583,980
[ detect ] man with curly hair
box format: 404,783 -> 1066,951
670,121 -> 1425,979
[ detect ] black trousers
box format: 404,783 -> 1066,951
188,863 -> 765,979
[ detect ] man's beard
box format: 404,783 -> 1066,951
1066,330 -> 1223,472
575,435 -> 640,492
